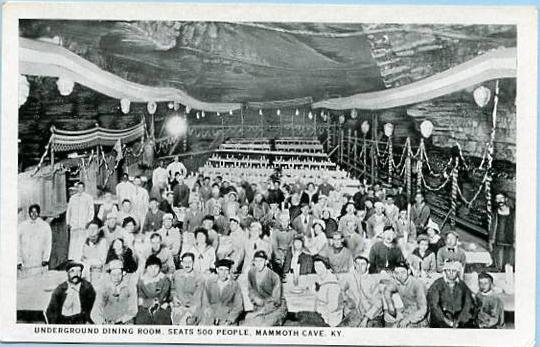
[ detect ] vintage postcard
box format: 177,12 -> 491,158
0,2 -> 537,346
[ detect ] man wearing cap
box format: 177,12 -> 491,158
200,259 -> 244,325
17,204 -> 52,277
142,198 -> 165,233
340,256 -> 384,327
476,272 -> 505,328
156,213 -> 182,266
327,232 -> 354,274
171,253 -> 204,325
427,261 -> 476,328
91,259 -> 137,324
410,192 -> 431,235
291,203 -> 314,236
383,261 -> 428,328
46,261 -> 96,324
101,212 -> 125,246
436,231 -> 467,273
368,226 -> 405,274
244,250 -> 287,326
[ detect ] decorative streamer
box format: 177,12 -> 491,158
486,79 -> 500,234
450,162 -> 459,228
388,134 -> 393,184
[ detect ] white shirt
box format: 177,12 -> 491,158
152,167 -> 168,188
116,181 -> 136,204
66,192 -> 94,230
18,218 -> 52,267
62,282 -> 82,316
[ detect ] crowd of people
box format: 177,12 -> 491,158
17,155 -> 514,328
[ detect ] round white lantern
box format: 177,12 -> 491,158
147,101 -> 157,114
361,120 -> 370,134
56,77 -> 74,96
420,120 -> 434,138
295,109 -> 299,116
229,110 -> 233,116
185,105 -> 191,114
338,115 -> 345,124
259,109 -> 263,116
473,85 -> 491,108
351,108 -> 358,119
167,102 -> 174,109
384,123 -> 394,137
201,111 -> 205,118
308,111 -> 313,120
277,109 -> 281,116
120,98 -> 131,114
19,75 -> 29,108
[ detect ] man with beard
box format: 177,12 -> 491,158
489,192 -> 515,270
171,252 -> 205,325
243,251 -> 287,326
427,261 -> 476,328
46,261 -> 96,324
200,259 -> 244,326
91,259 -> 137,324
18,204 -> 52,277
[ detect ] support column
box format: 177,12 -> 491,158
340,129 -> 344,163
353,130 -> 358,175
347,128 -> 352,168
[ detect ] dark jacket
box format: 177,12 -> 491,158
368,241 -> 405,274
427,277 -> 476,328
282,248 -> 314,276
173,183 -> 190,208
46,279 -> 96,324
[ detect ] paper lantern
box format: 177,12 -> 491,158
338,115 -> 345,124
384,123 -> 394,137
185,105 -> 191,114
201,111 -> 205,118
120,98 -> 131,114
56,77 -> 74,96
173,101 -> 180,111
167,102 -> 174,109
420,120 -> 434,138
147,101 -> 157,114
295,109 -> 299,116
351,108 -> 358,119
308,111 -> 313,120
473,85 -> 491,108
361,120 -> 370,134
277,109 -> 281,116
259,109 -> 263,116
196,112 -> 200,120
229,110 -> 233,115
19,75 -> 29,108
217,112 -> 221,116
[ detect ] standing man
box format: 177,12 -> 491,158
18,204 -> 52,277
410,192 -> 431,235
131,176 -> 150,228
66,181 -> 95,261
171,253 -> 205,325
91,260 -> 137,324
167,156 -> 187,182
116,173 -> 135,205
46,261 -> 96,324
151,160 -> 169,201
427,261 -> 476,328
270,212 -> 296,277
173,174 -> 191,208
489,192 -> 515,271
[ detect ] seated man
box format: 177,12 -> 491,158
476,272 -> 505,329
148,232 -> 176,275
436,231 -> 467,273
313,255 -> 344,327
135,255 -> 172,325
340,256 -> 384,327
200,259 -> 244,326
368,226 -> 405,274
270,212 -> 296,277
327,232 -> 353,274
91,259 -> 137,324
46,261 -> 96,324
283,236 -> 314,279
382,261 -> 428,328
171,252 -> 205,325
427,261 -> 476,328
157,213 -> 182,265
101,212 -> 124,246
407,235 -> 437,277
142,198 -> 165,233
243,251 -> 288,326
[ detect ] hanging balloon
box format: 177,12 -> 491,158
229,110 -> 233,116
173,101 -> 180,111
351,108 -> 358,119
384,123 -> 394,137
201,111 -> 205,118
196,112 -> 200,120
259,109 -> 263,116
308,111 -> 313,120
473,85 -> 491,108
120,98 -> 131,114
420,120 -> 434,138
19,75 -> 29,108
56,77 -> 74,96
167,102 -> 174,109
361,120 -> 370,134
147,101 -> 157,114
185,106 -> 191,114
295,109 -> 299,116
217,112 -> 221,117
277,109 -> 281,116
339,115 -> 345,124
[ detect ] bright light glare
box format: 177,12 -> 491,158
166,115 -> 188,137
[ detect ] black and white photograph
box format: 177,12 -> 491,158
0,3 -> 537,346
